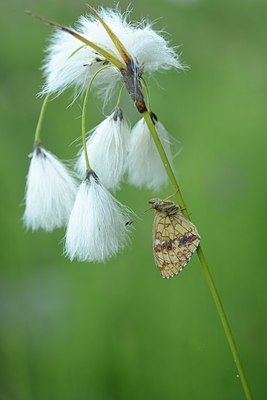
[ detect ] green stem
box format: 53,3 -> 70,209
143,111 -> 188,215
141,78 -> 152,110
115,84 -> 125,108
196,246 -> 252,400
82,86 -> 91,173
34,94 -> 50,146
142,110 -> 253,400
81,65 -> 111,173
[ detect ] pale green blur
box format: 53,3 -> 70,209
0,0 -> 266,399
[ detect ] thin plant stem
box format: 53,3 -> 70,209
81,65 -> 111,173
34,94 -> 50,146
115,84 -> 125,108
142,110 -> 253,400
143,111 -> 188,213
196,246 -> 252,400
142,78 -> 152,110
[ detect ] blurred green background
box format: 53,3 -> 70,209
0,0 -> 266,399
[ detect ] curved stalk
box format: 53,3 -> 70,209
143,112 -> 188,214
115,84 -> 125,108
141,78 -> 152,111
142,110 -> 252,400
34,94 -> 50,146
81,65 -> 111,174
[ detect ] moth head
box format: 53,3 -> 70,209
148,199 -> 161,210
148,199 -> 178,212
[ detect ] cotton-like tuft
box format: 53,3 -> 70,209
65,171 -> 131,262
23,145 -> 77,231
76,108 -> 130,190
127,117 -> 174,190
41,7 -> 183,97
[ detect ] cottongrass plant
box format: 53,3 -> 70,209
65,170 -> 130,262
25,5 -> 252,399
76,108 -> 130,190
40,7 -> 181,98
128,113 -> 173,190
24,144 -> 77,231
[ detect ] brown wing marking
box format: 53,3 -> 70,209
152,213 -> 200,279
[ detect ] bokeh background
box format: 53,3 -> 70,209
0,0 -> 266,399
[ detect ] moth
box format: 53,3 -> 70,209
149,199 -> 201,278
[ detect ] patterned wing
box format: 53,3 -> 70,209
152,212 -> 200,279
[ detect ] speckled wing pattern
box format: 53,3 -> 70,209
152,204 -> 200,279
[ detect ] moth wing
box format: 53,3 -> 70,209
152,212 -> 200,279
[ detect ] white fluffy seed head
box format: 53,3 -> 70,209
127,117 -> 174,191
65,172 -> 131,262
41,7 -> 184,97
23,146 -> 77,231
76,109 -> 130,191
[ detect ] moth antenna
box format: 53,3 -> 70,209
125,206 -> 153,226
162,189 -> 179,202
